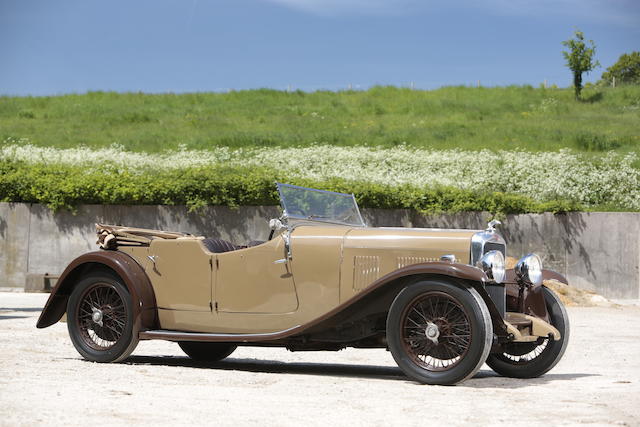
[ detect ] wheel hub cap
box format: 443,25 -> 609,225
91,307 -> 104,327
425,322 -> 440,344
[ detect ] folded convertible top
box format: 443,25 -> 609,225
96,223 -> 196,249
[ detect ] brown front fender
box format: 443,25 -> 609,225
36,251 -> 157,330
295,261 -> 508,339
379,261 -> 489,284
504,268 -> 568,322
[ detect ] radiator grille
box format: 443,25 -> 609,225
484,242 -> 506,258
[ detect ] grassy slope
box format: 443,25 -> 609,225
1,85 -> 638,153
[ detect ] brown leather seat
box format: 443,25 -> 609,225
202,238 -> 238,253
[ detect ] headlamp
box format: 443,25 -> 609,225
476,250 -> 506,283
515,253 -> 543,286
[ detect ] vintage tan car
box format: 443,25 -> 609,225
37,183 -> 569,385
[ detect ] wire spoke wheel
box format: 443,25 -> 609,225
401,291 -> 472,372
76,283 -> 128,350
67,274 -> 139,363
500,339 -> 549,364
387,280 -> 492,385
486,287 -> 570,379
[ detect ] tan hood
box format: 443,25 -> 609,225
344,227 -> 477,260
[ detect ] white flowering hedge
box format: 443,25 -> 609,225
1,139 -> 638,211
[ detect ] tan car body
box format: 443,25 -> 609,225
38,223 -> 561,347
117,225 -> 477,334
36,184 -> 570,385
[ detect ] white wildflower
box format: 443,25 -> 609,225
1,139 -> 638,209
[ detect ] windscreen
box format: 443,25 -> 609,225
277,183 -> 365,227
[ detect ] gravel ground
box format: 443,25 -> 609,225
1,292 -> 639,426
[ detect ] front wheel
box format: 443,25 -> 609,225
486,287 -> 569,378
386,280 -> 493,385
67,274 -> 139,363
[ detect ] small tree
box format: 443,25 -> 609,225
562,30 -> 600,99
600,51 -> 640,86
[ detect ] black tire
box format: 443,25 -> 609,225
487,287 -> 570,378
179,342 -> 237,362
386,280 -> 493,385
67,274 -> 139,363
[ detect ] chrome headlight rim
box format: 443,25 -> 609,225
476,250 -> 506,284
515,253 -> 543,286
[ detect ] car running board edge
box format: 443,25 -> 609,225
138,326 -> 302,343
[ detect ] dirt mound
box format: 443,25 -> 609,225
505,256 -> 614,307
505,256 -> 519,270
542,279 -> 615,307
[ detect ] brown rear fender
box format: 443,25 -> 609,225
36,251 -> 157,330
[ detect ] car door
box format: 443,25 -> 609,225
215,235 -> 298,313
145,239 -> 212,312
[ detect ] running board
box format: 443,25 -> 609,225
138,326 -> 301,343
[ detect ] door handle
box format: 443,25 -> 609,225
274,258 -> 287,265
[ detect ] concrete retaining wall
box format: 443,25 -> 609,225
1,202 -> 638,299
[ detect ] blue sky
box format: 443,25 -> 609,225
1,0 -> 638,95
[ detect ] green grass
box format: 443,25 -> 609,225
1,85 -> 638,153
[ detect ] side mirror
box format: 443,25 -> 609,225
273,230 -> 293,265
269,218 -> 285,231
270,218 -> 292,264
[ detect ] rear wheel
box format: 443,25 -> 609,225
386,280 -> 493,385
179,342 -> 237,362
67,275 -> 139,363
486,287 -> 569,378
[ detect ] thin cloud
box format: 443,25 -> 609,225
262,0 -> 640,26
484,0 -> 640,27
263,0 -> 422,16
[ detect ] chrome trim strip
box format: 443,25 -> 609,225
379,227 -> 477,233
